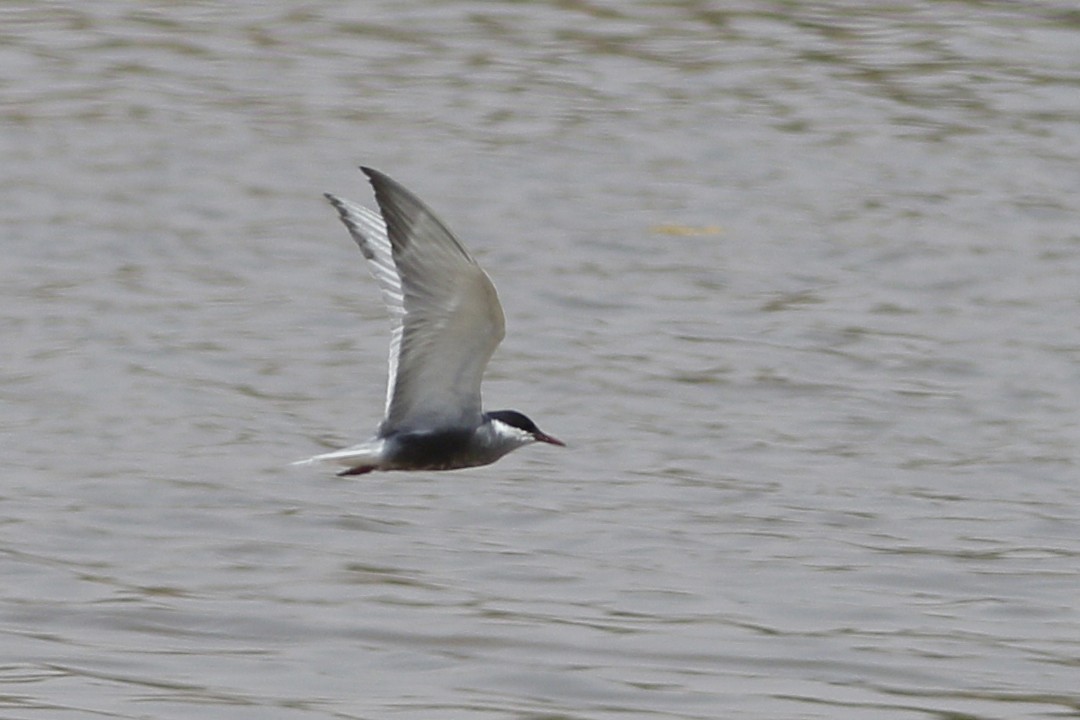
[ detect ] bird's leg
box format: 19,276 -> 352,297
337,466 -> 375,477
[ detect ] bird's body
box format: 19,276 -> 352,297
297,168 -> 563,476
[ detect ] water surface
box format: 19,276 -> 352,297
2,2 -> 1079,718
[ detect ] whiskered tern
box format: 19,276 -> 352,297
297,167 -> 564,476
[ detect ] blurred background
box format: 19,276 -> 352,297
2,2 -> 1079,719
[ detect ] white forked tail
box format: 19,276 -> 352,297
292,439 -> 386,470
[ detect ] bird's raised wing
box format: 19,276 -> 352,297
325,167 -> 505,433
322,193 -> 405,421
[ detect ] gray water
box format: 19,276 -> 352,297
2,2 -> 1079,719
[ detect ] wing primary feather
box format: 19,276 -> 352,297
324,193 -> 405,316
324,191 -> 405,417
360,166 -> 476,262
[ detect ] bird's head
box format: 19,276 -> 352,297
486,410 -> 565,447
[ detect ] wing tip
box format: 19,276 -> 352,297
324,192 -> 343,210
361,167 -> 413,207
322,192 -> 381,261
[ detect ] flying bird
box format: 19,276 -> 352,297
297,167 -> 564,476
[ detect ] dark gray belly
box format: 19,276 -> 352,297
383,428 -> 487,471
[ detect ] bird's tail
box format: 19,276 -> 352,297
292,440 -> 386,472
